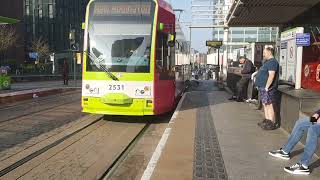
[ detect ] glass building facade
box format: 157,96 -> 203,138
213,27 -> 278,43
24,0 -> 89,52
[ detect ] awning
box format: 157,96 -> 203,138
226,0 -> 320,26
0,16 -> 20,25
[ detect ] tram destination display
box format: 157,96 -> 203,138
93,2 -> 151,16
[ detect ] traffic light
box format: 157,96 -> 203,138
71,43 -> 78,51
69,29 -> 78,51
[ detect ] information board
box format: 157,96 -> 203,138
296,33 -> 310,46
206,41 -> 222,48
94,2 -> 151,16
280,27 -> 304,85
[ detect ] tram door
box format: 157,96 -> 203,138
154,32 -> 175,114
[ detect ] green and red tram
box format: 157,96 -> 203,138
82,0 -> 190,116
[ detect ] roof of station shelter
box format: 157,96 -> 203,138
0,16 -> 19,25
226,0 -> 320,26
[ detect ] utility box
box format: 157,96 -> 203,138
0,67 -> 11,90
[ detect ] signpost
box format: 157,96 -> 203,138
28,52 -> 38,61
206,41 -> 223,48
69,29 -> 77,87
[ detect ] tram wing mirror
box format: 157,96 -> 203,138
168,33 -> 176,47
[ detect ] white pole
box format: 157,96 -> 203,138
223,27 -> 229,78
295,46 -> 303,89
295,27 -> 304,89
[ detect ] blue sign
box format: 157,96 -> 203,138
296,33 -> 310,46
28,52 -> 38,61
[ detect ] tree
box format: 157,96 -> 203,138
0,25 -> 18,65
31,37 -> 50,63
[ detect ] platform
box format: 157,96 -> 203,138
0,80 -> 81,104
144,80 -> 320,180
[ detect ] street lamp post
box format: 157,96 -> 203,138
69,28 -> 77,87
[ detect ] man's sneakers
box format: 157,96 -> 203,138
284,163 -> 310,175
257,119 -> 268,127
260,119 -> 278,130
268,150 -> 310,175
268,148 -> 290,160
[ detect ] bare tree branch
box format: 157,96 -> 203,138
0,25 -> 18,53
31,37 -> 50,63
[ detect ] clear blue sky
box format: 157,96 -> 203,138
171,0 -> 212,53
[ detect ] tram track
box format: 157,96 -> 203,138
0,116 -> 103,177
101,122 -> 150,180
0,115 -> 153,180
0,92 -> 81,125
0,99 -> 80,126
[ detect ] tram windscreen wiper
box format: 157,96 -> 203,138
86,51 -> 119,81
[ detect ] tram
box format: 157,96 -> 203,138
81,0 -> 190,116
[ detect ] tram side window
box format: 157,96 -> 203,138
156,33 -> 169,72
156,33 -> 163,71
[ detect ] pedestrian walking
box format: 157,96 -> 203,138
207,70 -> 212,79
256,46 -> 280,130
268,110 -> 320,175
62,59 -> 69,85
229,56 -> 255,102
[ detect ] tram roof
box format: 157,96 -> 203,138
226,0 -> 320,26
157,0 -> 174,14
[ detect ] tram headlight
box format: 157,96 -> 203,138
146,100 -> 153,107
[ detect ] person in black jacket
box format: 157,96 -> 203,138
229,56 -> 255,102
62,59 -> 69,85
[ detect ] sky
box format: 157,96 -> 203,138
170,0 -> 212,53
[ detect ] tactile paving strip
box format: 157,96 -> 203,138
193,97 -> 228,180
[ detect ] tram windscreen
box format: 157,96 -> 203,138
86,0 -> 155,73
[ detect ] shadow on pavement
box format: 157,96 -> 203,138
104,112 -> 172,125
290,148 -> 304,158
310,159 -> 320,170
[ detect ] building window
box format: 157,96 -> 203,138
49,4 -> 53,19
39,6 -> 43,19
26,5 -> 30,16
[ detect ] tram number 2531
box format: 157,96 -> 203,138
108,84 -> 125,91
